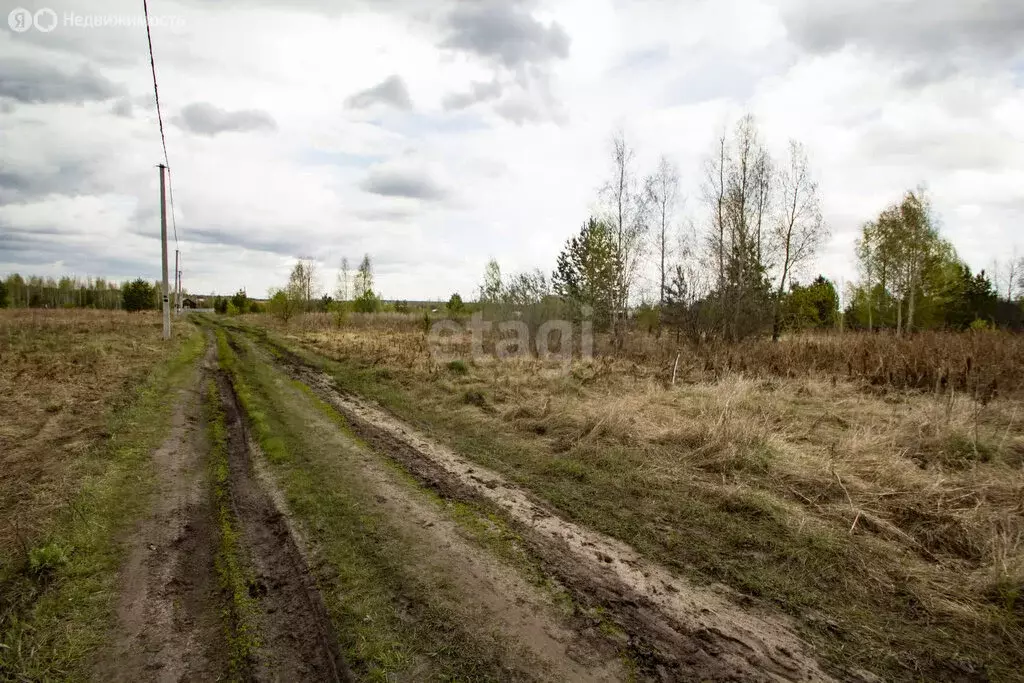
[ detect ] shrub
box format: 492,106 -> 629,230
462,389 -> 489,409
394,300 -> 409,314
446,359 -> 468,375
635,302 -> 659,334
331,301 -> 349,328
230,289 -> 247,312
122,278 -> 155,312
352,290 -> 381,313
0,279 -> 8,308
447,293 -> 465,315
268,290 -> 295,323
28,541 -> 69,578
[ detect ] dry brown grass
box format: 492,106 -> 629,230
0,310 -> 184,559
610,328 -> 1022,401
245,312 -> 1024,679
261,312 -> 1024,396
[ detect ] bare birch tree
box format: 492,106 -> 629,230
993,248 -> 1021,300
645,155 -> 680,306
1014,255 -> 1024,301
603,128 -> 649,329
703,132 -> 729,294
335,257 -> 350,302
702,114 -> 775,340
354,254 -> 374,298
770,140 -> 827,340
895,190 -> 936,333
288,257 -> 318,312
479,258 -> 503,303
854,223 -> 876,331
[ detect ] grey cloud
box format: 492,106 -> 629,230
443,1 -> 570,68
0,224 -> 153,275
353,206 -> 416,222
442,79 -> 502,110
0,228 -> 59,256
859,119 -> 1013,172
493,97 -> 545,125
360,167 -> 446,200
111,97 -> 134,118
0,59 -> 124,104
782,0 -> 1024,79
186,226 -> 304,257
125,206 -> 309,261
443,65 -> 562,124
494,67 -> 564,124
172,102 -> 277,136
0,164 -> 113,204
346,75 -> 413,110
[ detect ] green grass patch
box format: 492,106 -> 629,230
446,359 -> 469,375
0,327 -> 206,680
203,377 -> 260,680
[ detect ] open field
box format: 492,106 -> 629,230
2,308 -> 1022,681
0,310 -> 203,678
230,311 -> 1024,681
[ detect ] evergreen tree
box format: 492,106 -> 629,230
552,217 -> 621,331
123,279 -> 156,313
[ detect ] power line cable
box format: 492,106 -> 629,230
166,166 -> 180,246
142,0 -> 179,248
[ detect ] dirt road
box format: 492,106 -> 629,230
98,323 -> 845,681
102,335 -> 348,682
99,342 -> 226,682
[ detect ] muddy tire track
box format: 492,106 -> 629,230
265,362 -> 628,681
214,370 -> 351,682
99,340 -> 226,682
252,333 -> 846,682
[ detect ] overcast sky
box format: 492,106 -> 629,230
2,0 -> 1023,300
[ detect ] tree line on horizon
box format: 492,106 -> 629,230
0,274 -> 162,312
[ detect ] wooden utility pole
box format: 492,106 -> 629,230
159,164 -> 170,339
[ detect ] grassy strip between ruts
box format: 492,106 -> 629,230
0,325 -> 205,681
203,372 -> 260,681
214,325 -> 548,681
283,363 -> 640,672
227,319 -> 1024,682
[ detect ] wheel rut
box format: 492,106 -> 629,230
214,369 -> 350,682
